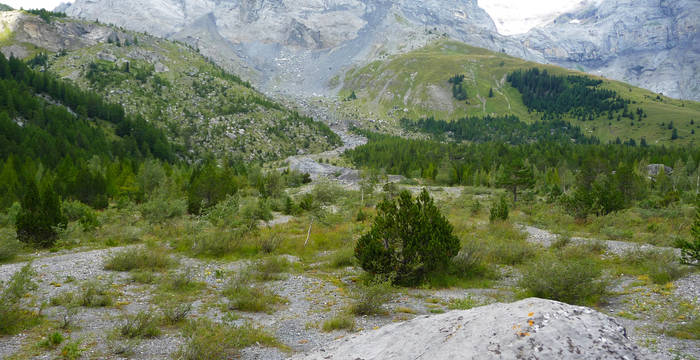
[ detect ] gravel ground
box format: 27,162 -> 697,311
521,225 -> 681,256
0,218 -> 696,359
522,224 -> 699,359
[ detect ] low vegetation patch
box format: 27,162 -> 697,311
177,318 -> 279,360
0,229 -> 22,262
479,222 -> 535,265
223,276 -> 287,313
117,310 -> 162,339
160,302 -> 193,325
349,277 -> 394,316
322,313 -> 355,332
621,249 -> 690,284
252,256 -> 293,281
51,280 -> 115,308
519,251 -> 607,305
104,246 -> 175,272
39,331 -> 65,349
447,296 -> 479,310
0,264 -> 40,335
665,318 -> 700,340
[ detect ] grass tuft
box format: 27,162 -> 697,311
322,313 -> 355,332
177,318 -> 280,360
104,246 -> 175,272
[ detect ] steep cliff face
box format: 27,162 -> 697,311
0,10 -> 129,58
58,0 -> 700,100
518,0 -> 700,100
60,0 -> 526,95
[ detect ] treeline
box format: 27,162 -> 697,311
0,53 -> 173,163
345,131 -> 700,216
25,9 -> 66,23
400,115 -> 598,145
448,74 -> 468,101
507,68 -> 628,120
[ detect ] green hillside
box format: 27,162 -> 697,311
341,40 -> 700,146
4,10 -> 339,161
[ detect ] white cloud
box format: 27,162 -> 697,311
478,0 -> 589,35
3,0 -> 64,10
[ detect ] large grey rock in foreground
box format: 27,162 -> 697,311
295,298 -> 647,360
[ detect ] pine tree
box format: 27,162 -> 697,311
354,189 -> 460,285
16,181 -> 65,247
497,160 -> 535,203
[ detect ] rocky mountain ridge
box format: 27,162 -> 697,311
0,10 -> 341,160
57,0 -> 700,101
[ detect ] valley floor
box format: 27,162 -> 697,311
0,206 -> 698,359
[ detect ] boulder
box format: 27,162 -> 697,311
647,164 -> 673,177
294,298 -> 648,360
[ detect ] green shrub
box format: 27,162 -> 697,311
39,331 -> 64,349
322,313 -> 355,332
0,202 -> 21,227
140,194 -> 187,223
349,277 -> 394,316
312,180 -> 345,206
470,199 -> 482,215
161,302 -> 192,325
61,200 -> 99,231
676,202 -> 700,264
203,195 -> 239,227
104,246 -> 175,271
0,228 -> 22,262
118,310 -> 161,339
60,340 -> 83,360
551,232 -> 572,249
298,193 -> 315,211
0,263 -> 39,335
238,196 -> 273,229
519,253 -> 606,305
355,189 -> 460,285
177,319 -> 279,360
258,232 -> 281,254
489,196 -> 509,223
452,240 -> 484,275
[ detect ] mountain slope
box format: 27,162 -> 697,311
58,0 -> 700,101
59,0 -> 531,96
0,10 -> 340,160
516,0 -> 700,101
341,40 -> 700,146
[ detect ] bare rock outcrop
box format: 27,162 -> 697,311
294,298 -> 649,360
59,0 -> 700,100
